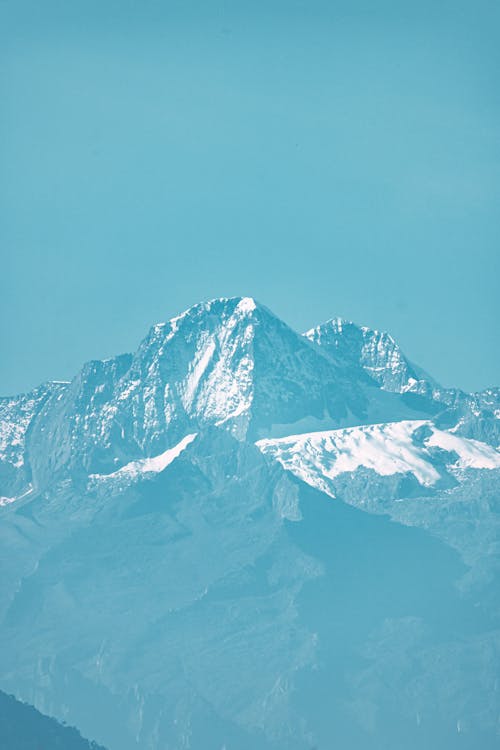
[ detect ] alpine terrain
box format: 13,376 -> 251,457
1,296 -> 499,750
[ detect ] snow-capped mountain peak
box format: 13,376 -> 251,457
1,297 -> 499,496
304,316 -> 436,395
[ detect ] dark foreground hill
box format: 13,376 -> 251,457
0,690 -> 107,750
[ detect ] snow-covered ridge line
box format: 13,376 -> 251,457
90,433 -> 197,482
304,316 -> 375,338
257,420 -> 500,496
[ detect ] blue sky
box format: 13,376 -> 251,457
1,0 -> 499,395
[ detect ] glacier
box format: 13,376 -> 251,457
0,296 -> 499,750
257,420 -> 500,492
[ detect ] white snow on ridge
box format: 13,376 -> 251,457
91,433 -> 197,482
236,296 -> 257,313
0,496 -> 16,507
257,421 -> 500,497
426,429 -> 500,470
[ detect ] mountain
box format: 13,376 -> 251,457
11,298 -> 457,493
0,296 -> 499,750
305,317 -> 437,394
306,316 -> 500,445
0,689 -> 107,749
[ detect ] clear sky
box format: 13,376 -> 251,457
1,0 -> 499,395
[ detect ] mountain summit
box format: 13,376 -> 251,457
1,297 -> 499,750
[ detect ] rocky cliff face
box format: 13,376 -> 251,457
1,297 -> 499,750
0,382 -> 67,501
305,317 -> 433,394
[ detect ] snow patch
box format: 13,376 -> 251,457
91,434 -> 197,482
182,340 -> 216,409
0,496 -> 16,507
426,429 -> 500,471
236,297 -> 257,314
257,421 -> 500,496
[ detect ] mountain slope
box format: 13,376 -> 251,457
0,430 -> 318,750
